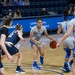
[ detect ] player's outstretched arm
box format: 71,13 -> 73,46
57,25 -> 73,47
44,30 -> 55,41
57,25 -> 62,35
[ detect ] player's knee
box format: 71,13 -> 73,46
64,48 -> 71,58
16,52 -> 22,58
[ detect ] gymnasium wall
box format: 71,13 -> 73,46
0,15 -> 74,34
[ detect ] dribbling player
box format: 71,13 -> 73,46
30,17 -> 55,69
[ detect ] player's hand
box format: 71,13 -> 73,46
36,41 -> 41,45
7,54 -> 14,62
22,38 -> 26,42
56,42 -> 60,47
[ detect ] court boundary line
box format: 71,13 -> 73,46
4,63 -> 64,75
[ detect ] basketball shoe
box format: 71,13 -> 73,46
32,61 -> 40,69
62,62 -> 70,72
40,56 -> 44,65
16,68 -> 25,74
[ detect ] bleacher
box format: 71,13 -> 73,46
1,0 -> 69,17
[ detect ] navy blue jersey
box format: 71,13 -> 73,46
0,26 -> 8,38
6,30 -> 20,45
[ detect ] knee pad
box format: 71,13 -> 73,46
0,62 -> 3,68
64,48 -> 71,58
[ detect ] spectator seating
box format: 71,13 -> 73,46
1,0 -> 69,17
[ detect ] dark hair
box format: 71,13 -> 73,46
15,9 -> 21,15
15,24 -> 22,30
63,16 -> 67,21
36,17 -> 42,22
2,15 -> 12,26
63,9 -> 69,16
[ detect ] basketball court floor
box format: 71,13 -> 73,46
2,34 -> 73,75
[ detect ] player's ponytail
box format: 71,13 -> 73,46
15,24 -> 22,30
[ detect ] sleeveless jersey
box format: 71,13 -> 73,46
59,21 -> 74,36
6,30 -> 20,45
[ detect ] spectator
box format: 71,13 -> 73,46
9,0 -> 13,6
67,5 -> 73,15
13,0 -> 19,6
0,0 -> 3,6
73,6 -> 75,16
14,8 -> 22,18
24,0 -> 30,6
3,0 -> 9,6
66,0 -> 75,5
19,0 -> 24,6
41,8 -> 50,15
8,9 -> 13,17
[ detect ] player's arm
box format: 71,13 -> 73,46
57,24 -> 62,35
0,34 -> 14,62
1,34 -> 9,55
30,31 -> 40,44
44,29 -> 55,41
17,31 -> 25,42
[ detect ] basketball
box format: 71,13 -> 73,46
49,41 -> 57,49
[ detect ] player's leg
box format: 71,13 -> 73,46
0,49 -> 5,75
0,62 -> 5,75
62,48 -> 71,72
5,44 -> 25,73
15,51 -> 25,74
1,55 -> 6,60
64,48 -> 71,62
30,41 -> 40,69
62,39 -> 71,72
38,46 -> 44,65
73,50 -> 75,75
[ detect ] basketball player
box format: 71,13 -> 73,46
30,17 -> 55,69
57,16 -> 73,72
0,15 -> 14,75
1,24 -> 25,74
57,17 -> 75,75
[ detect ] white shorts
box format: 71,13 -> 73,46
62,36 -> 75,49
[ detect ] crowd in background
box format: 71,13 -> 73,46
0,0 -> 75,18
0,0 -> 30,6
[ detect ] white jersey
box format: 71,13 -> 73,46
59,21 -> 74,36
70,18 -> 75,37
60,19 -> 75,49
70,18 -> 75,26
30,26 -> 47,41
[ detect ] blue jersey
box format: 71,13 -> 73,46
6,30 -> 20,45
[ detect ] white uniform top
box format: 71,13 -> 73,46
59,21 -> 74,36
70,18 -> 75,37
70,18 -> 75,26
58,20 -> 75,49
30,26 -> 47,41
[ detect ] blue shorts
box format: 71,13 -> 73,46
30,41 -> 35,47
0,62 -> 3,68
2,44 -> 19,55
